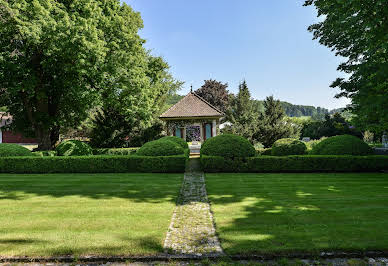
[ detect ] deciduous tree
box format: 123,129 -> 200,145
195,79 -> 230,112
0,0 -> 174,149
304,0 -> 388,133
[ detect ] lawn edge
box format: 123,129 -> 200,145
1,250 -> 388,263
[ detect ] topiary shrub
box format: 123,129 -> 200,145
56,140 -> 93,156
271,138 -> 307,156
137,140 -> 184,156
159,136 -> 189,149
0,143 -> 33,157
200,134 -> 256,159
310,135 -> 373,156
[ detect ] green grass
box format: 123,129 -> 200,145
206,173 -> 388,255
0,173 -> 181,256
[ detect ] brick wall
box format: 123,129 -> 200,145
1,130 -> 38,144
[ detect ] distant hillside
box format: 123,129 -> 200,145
166,94 -> 333,119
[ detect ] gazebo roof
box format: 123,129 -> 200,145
160,92 -> 224,119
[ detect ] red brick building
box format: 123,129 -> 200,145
0,113 -> 38,144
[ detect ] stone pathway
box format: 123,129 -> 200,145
163,159 -> 223,256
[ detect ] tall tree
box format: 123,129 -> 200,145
195,79 -> 230,112
90,54 -> 182,148
253,96 -> 299,147
223,80 -> 257,142
0,0 -> 169,150
304,0 -> 388,133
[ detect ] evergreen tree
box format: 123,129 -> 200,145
253,96 -> 298,147
223,81 -> 257,142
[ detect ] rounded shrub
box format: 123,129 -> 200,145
137,140 -> 184,156
271,138 -> 307,156
310,134 -> 373,155
159,136 -> 189,149
200,134 -> 256,159
0,143 -> 33,157
56,140 -> 93,156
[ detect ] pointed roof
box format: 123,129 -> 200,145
160,92 -> 224,119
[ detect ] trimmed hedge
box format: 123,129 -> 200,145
137,140 -> 184,156
271,138 -> 307,156
201,155 -> 388,173
0,155 -> 187,173
311,135 -> 373,155
201,134 -> 256,159
159,136 -> 189,149
56,140 -> 93,156
32,150 -> 57,157
0,143 -> 33,157
93,148 -> 139,156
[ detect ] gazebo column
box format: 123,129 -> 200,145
200,123 -> 204,142
212,120 -> 217,137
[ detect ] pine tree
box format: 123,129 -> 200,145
224,81 -> 258,142
254,96 -> 298,147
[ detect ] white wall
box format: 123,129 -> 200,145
0,130 -> 2,143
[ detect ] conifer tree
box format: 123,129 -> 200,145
224,81 -> 257,142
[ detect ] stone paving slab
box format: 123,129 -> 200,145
163,160 -> 223,256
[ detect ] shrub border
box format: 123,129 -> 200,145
0,154 -> 188,173
201,155 -> 388,173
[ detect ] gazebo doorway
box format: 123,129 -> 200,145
186,126 -> 201,142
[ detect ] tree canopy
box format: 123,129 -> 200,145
0,0 -> 178,149
195,79 -> 230,112
304,0 -> 388,133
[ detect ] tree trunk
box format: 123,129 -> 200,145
36,128 -> 53,151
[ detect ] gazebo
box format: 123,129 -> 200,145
160,91 -> 224,143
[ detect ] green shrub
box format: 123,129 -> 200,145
305,137 -> 327,151
159,136 -> 189,149
201,155 -> 388,173
271,138 -> 307,156
32,150 -> 57,157
0,143 -> 33,157
311,135 -> 373,155
137,140 -> 184,156
257,148 -> 272,156
56,140 -> 93,156
93,148 -> 139,156
0,155 -> 187,173
201,134 -> 256,159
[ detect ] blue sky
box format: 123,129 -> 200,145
126,0 -> 350,110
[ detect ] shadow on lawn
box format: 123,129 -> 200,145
0,173 -> 182,202
207,173 -> 388,255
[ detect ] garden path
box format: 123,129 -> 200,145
163,158 -> 223,256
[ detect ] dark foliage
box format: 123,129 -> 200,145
0,155 -> 187,173
201,134 -> 256,159
253,96 -> 299,147
137,140 -> 184,156
301,113 -> 362,140
310,135 -> 373,156
0,143 -> 33,157
201,155 -> 388,173
195,79 -> 230,112
56,140 -> 93,156
271,138 -> 307,156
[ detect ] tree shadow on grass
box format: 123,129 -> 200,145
206,173 -> 388,255
0,173 -> 182,202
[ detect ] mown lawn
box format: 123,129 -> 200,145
206,173 -> 388,255
0,173 -> 181,256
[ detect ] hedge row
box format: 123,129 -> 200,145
0,155 -> 187,173
93,148 -> 139,156
201,155 -> 388,173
